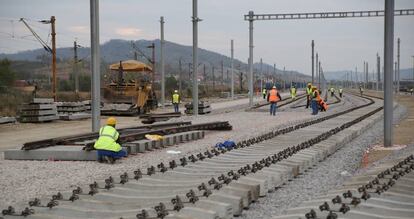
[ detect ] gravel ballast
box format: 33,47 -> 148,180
240,104 -> 407,219
0,108 -> 314,209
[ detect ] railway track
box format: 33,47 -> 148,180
2,94 -> 385,219
273,154 -> 414,219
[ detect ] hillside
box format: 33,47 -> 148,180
0,39 -> 310,80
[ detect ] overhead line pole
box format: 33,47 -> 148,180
192,0 -> 200,115
397,38 -> 400,94
51,16 -> 57,101
248,11 -> 254,107
311,40 -> 314,84
384,0 -> 394,147
160,16 -> 165,107
73,40 -> 79,95
230,39 -> 234,99
90,0 -> 100,132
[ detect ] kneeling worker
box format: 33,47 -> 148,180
94,117 -> 127,163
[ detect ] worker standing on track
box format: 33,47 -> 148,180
267,86 -> 282,116
330,87 -> 335,97
311,86 -> 321,115
262,88 -> 267,99
94,117 -> 127,164
306,83 -> 312,108
339,88 -> 343,98
410,88 -> 413,95
172,90 -> 180,113
359,85 -> 364,96
290,85 -> 297,100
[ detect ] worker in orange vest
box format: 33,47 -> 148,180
267,86 -> 282,116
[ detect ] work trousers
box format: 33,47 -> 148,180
270,102 -> 278,116
173,103 -> 179,113
306,95 -> 310,108
311,100 -> 318,115
97,149 -> 127,160
263,94 -> 266,99
339,93 -> 343,98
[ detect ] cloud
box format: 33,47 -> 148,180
68,26 -> 89,34
115,27 -> 142,38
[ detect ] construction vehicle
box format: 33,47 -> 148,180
101,60 -> 157,116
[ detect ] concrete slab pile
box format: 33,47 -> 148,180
18,98 -> 59,123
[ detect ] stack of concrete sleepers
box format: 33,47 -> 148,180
0,116 -> 16,124
185,101 -> 212,115
82,100 -> 91,112
57,101 -> 91,121
19,98 -> 59,123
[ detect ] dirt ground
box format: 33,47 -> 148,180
361,90 -> 414,165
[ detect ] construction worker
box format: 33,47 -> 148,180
172,90 -> 180,113
311,86 -> 321,115
410,88 -> 413,95
94,117 -> 127,164
330,87 -> 335,97
306,83 -> 312,108
339,88 -> 343,98
290,85 -> 297,100
267,86 -> 282,116
359,85 -> 364,96
262,88 -> 267,99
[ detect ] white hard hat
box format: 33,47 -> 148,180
174,90 -> 178,93
272,86 -> 276,89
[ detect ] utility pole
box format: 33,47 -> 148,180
394,61 -> 397,93
212,66 -> 215,91
230,39 -> 234,99
397,38 -> 400,94
366,62 -> 369,89
192,0 -> 200,115
50,16 -> 57,101
377,53 -> 380,91
160,16 -> 165,107
73,40 -> 79,95
311,40 -> 314,84
148,43 -> 155,84
90,0 -> 100,132
363,61 -> 366,88
179,58 -> 182,96
384,0 -> 394,147
248,11 -> 254,107
412,56 -> 414,81
260,58 -> 263,94
318,61 -> 321,88
221,60 -> 224,86
315,53 -> 318,86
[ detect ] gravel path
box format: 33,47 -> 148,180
0,108 -> 313,209
240,104 -> 407,219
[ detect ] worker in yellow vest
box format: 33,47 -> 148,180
267,86 -> 282,116
262,88 -> 267,99
339,88 -> 343,98
306,83 -> 312,108
290,85 -> 297,100
94,117 -> 127,163
311,86 -> 321,115
172,90 -> 180,113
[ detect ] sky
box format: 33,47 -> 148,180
0,0 -> 413,75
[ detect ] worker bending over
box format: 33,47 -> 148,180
311,86 -> 321,115
290,85 -> 297,100
94,117 -> 127,164
339,88 -> 343,98
172,90 -> 180,113
306,83 -> 312,108
267,86 -> 282,116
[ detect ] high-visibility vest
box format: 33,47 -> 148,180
330,88 -> 334,92
339,89 -> 343,93
313,90 -> 321,101
291,87 -> 296,95
269,89 -> 280,102
262,89 -> 266,94
172,93 -> 180,103
306,87 -> 312,95
94,125 -> 121,152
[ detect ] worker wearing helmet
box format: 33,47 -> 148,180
94,117 -> 127,163
267,85 -> 282,116
290,85 -> 297,100
311,86 -> 320,115
172,90 -> 180,113
306,83 -> 312,108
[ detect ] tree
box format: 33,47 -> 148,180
0,59 -> 16,87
